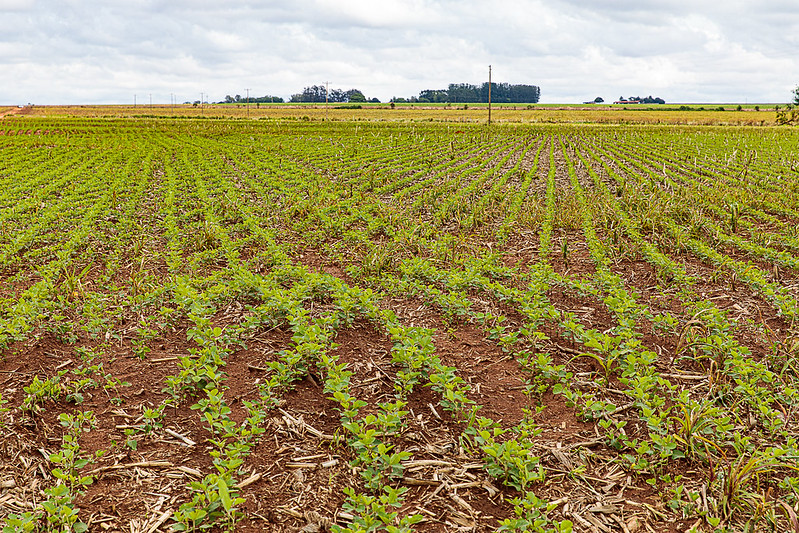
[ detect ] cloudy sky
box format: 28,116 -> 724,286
1,0 -> 797,105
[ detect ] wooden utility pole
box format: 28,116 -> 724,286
488,65 -> 492,125
246,88 -> 250,118
325,81 -> 329,121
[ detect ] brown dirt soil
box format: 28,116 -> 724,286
2,233 -> 779,532
0,107 -> 23,119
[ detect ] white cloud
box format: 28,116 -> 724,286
0,0 -> 797,104
0,0 -> 34,10
199,29 -> 248,52
312,0 -> 441,28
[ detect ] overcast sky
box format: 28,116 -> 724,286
1,0 -> 797,105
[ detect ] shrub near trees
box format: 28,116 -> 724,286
776,85 -> 799,125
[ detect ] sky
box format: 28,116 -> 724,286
1,0 -> 798,105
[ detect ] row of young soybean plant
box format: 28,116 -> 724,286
289,124 -> 720,531
591,128 -> 799,430
228,122 -> 583,531
229,121 -> 799,531
2,118 -> 409,531
0,121 -> 160,352
344,126 -> 715,531
275,124 -> 590,529
376,130 -> 731,530
415,126 -> 799,531
605,127 -> 799,260
131,120 -> 554,531
119,121 -> 468,531
222,122 -> 575,530
0,120 -> 172,532
595,128 -> 799,323
570,127 -> 799,531
5,116 -> 792,532
3,119 -> 241,530
620,128 -> 799,272
217,122 -> 584,531
289,120 -> 799,531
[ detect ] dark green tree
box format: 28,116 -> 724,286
289,86 -> 367,103
448,83 -> 480,103
327,89 -> 346,102
418,89 -> 448,103
346,89 -> 367,103
290,85 -> 327,103
793,85 -> 799,105
413,83 -> 540,104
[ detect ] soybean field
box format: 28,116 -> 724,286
1,116 -> 799,533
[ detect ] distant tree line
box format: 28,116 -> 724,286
393,82 -> 540,104
219,87 -> 381,104
288,86 -> 379,104
221,94 -> 284,104
616,95 -> 666,104
217,81 -> 543,106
